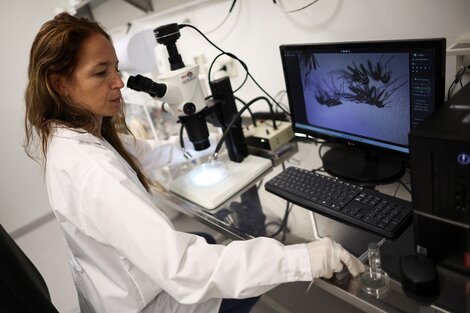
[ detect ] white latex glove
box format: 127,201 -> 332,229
307,237 -> 365,279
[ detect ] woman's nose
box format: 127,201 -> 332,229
116,76 -> 125,89
112,71 -> 125,89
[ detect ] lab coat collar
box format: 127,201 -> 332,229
52,125 -> 102,145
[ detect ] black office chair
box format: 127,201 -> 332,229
0,224 -> 59,313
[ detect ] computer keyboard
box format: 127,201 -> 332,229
265,166 -> 412,238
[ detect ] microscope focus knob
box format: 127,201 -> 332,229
183,102 -> 196,115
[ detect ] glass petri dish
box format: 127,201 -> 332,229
359,268 -> 390,298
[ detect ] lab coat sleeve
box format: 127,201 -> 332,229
79,159 -> 312,304
120,133 -> 218,171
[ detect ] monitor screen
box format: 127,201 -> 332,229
280,38 -> 446,183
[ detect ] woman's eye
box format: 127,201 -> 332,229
95,71 -> 106,76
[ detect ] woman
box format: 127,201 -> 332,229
24,13 -> 364,313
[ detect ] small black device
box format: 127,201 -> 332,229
409,83 -> 470,275
154,23 -> 184,70
265,166 -> 412,238
207,77 -> 248,162
280,38 -> 446,184
399,255 -> 440,304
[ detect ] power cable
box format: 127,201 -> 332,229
273,0 -> 321,13
234,96 -> 256,126
447,65 -> 470,100
212,96 -> 274,159
178,23 -> 291,116
399,180 -> 411,195
205,0 -> 238,34
208,52 -> 249,93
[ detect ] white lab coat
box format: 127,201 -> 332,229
45,126 -> 312,313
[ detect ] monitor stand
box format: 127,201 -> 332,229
322,145 -> 405,184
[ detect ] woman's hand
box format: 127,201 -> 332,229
307,237 -> 365,279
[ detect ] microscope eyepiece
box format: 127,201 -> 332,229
127,75 -> 167,98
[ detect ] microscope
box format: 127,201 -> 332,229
127,23 -> 247,163
127,23 -> 272,211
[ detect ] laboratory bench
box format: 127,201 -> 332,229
150,140 -> 469,313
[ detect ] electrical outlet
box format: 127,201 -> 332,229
213,56 -> 238,78
192,53 -> 238,79
220,58 -> 237,77
448,38 -> 470,71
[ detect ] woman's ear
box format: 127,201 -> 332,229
50,75 -> 69,97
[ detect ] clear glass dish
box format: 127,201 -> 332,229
359,268 -> 390,298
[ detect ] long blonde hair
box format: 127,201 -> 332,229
24,12 -> 150,191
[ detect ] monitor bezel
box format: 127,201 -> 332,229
280,38 -> 446,160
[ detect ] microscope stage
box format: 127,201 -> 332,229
169,155 -> 272,210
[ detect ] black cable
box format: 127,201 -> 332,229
228,0 -> 237,12
272,90 -> 290,117
208,52 -> 249,93
318,142 -> 326,161
213,96 -> 275,158
247,72 -> 290,116
306,135 -> 325,145
399,180 -> 412,195
274,0 -> 321,13
275,101 -> 290,117
179,23 -> 290,116
312,166 -> 326,173
179,123 -> 185,149
447,80 -> 457,101
256,97 -> 277,129
393,182 -> 401,197
448,79 -> 458,101
267,161 -> 292,240
233,70 -> 249,93
125,22 -> 132,35
234,96 -> 256,126
180,24 -> 224,53
447,65 -> 469,100
265,221 -> 281,228
205,0 -> 238,34
269,201 -> 293,239
256,178 -> 263,190
207,53 -> 223,82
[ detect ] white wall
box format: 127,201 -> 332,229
1,0 -> 469,233
0,1 -> 66,234
95,0 -> 470,110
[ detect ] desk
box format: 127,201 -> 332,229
151,140 -> 469,313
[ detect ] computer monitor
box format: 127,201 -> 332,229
280,38 -> 446,183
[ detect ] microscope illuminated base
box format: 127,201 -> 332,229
169,155 -> 272,210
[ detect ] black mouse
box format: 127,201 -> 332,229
399,255 -> 440,304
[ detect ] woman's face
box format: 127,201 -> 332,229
60,33 -> 124,118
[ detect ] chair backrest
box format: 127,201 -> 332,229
0,224 -> 59,313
